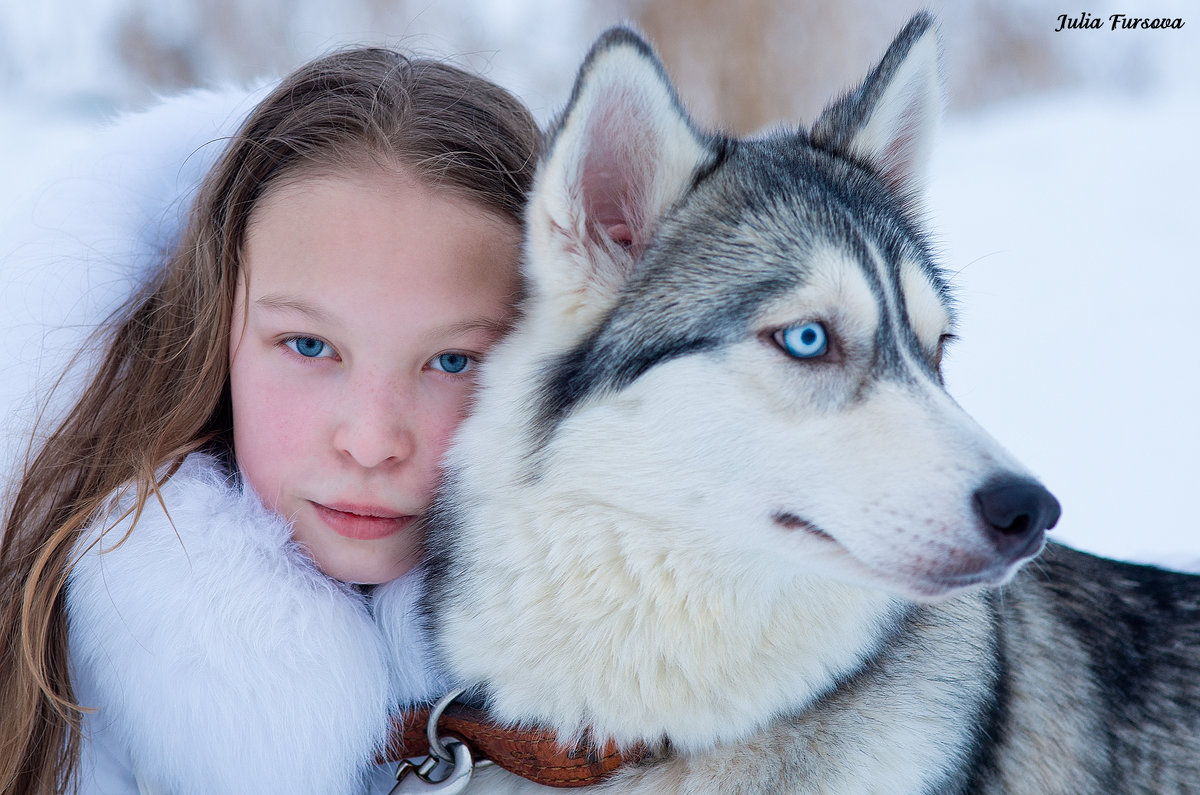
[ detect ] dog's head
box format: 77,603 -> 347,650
462,13 -> 1059,604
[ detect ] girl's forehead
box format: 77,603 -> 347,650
251,163 -> 513,232
239,170 -> 522,329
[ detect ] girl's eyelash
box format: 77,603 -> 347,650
278,340 -> 481,371
281,336 -> 338,360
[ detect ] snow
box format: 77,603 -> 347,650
930,83 -> 1200,567
1,5 -> 1197,568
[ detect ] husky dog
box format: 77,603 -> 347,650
422,13 -> 1200,793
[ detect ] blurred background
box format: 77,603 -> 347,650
1,0 -> 1197,563
0,0 -> 1190,130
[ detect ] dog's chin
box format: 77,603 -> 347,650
868,542 -> 1046,603
773,511 -> 1044,603
885,568 -> 1011,602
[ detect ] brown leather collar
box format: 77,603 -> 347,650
379,700 -> 648,788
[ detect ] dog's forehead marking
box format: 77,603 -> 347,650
899,262 -> 951,346
530,139 -> 953,444
731,140 -> 939,383
755,244 -> 881,336
848,238 -> 949,391
847,236 -> 909,380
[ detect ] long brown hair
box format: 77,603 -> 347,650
0,47 -> 537,794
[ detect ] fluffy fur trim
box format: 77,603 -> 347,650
67,454 -> 442,794
1,87 -> 265,497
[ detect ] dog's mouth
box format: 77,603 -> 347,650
773,512 -> 837,543
771,510 -> 1023,602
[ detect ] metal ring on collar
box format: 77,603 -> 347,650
389,739 -> 474,794
426,687 -> 468,762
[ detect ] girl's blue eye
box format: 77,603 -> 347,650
433,352 -> 473,374
285,337 -> 332,358
778,322 -> 828,359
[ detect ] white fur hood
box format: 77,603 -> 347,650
66,453 -> 445,794
1,87 -> 264,492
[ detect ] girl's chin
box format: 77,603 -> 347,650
300,535 -> 419,585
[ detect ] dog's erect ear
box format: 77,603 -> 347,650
811,12 -> 941,199
526,27 -> 718,327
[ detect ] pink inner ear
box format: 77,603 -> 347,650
876,83 -> 933,193
583,161 -> 639,251
880,129 -> 915,190
604,223 -> 633,249
580,99 -> 646,253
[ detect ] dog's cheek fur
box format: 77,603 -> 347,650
431,353 -> 905,751
558,350 -> 1033,598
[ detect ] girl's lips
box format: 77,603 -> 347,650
311,502 -> 414,540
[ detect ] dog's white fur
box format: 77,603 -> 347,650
430,23 -> 1040,786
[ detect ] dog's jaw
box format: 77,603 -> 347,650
430,453 -> 905,752
423,342 -> 902,750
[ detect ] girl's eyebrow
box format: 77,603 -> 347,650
433,318 -> 514,338
254,293 -> 336,324
254,293 -> 512,340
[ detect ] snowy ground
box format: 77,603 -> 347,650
1,11 -> 1197,568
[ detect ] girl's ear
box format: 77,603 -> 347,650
810,12 -> 942,201
525,27 -> 719,331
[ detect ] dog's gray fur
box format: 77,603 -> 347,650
421,14 -> 1200,793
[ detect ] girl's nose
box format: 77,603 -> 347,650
333,380 -> 417,469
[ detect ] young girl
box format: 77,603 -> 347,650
0,47 -> 538,794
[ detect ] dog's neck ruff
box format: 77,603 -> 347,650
431,431 -> 904,753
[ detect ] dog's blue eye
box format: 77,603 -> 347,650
778,322 -> 828,359
433,352 -> 473,374
285,336 -> 332,358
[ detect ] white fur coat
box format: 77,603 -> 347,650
1,88 -> 447,794
67,453 -> 446,794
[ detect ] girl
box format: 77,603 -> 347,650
0,47 -> 538,794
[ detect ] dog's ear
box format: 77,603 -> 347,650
526,27 -> 718,327
811,12 -> 941,199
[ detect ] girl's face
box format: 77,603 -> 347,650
229,170 -> 521,584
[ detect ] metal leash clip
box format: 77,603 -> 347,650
389,688 -> 486,794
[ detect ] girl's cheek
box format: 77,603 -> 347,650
234,354 -> 328,456
425,379 -> 479,459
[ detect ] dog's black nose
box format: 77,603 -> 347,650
974,476 -> 1061,556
